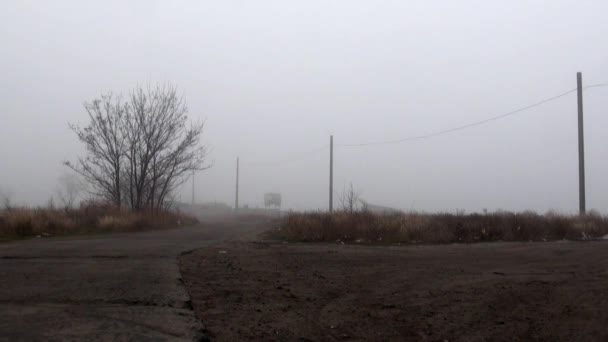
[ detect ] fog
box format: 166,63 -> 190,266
1,1 -> 608,213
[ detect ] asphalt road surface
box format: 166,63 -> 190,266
0,221 -> 256,341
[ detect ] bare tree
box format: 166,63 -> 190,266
55,173 -> 86,209
122,84 -> 210,211
339,182 -> 361,213
67,84 -> 209,212
65,94 -> 125,207
0,186 -> 13,211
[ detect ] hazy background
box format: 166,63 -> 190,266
1,1 -> 607,213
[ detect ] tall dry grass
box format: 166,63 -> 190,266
0,201 -> 197,239
268,210 -> 608,244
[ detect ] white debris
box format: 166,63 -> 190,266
218,250 -> 227,254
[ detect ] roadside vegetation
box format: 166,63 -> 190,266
0,83 -> 207,241
269,210 -> 608,244
0,201 -> 196,239
65,83 -> 209,212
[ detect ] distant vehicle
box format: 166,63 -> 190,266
264,193 -> 281,209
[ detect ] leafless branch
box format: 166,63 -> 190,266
67,84 -> 210,212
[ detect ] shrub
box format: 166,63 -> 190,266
268,210 -> 608,244
0,202 -> 197,239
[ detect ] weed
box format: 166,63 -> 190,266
269,210 -> 608,244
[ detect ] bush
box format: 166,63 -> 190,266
0,202 -> 197,239
268,210 -> 608,244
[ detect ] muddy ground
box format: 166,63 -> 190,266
180,240 -> 608,341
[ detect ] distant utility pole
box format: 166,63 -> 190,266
235,157 -> 240,212
577,72 -> 586,214
329,135 -> 333,213
191,171 -> 195,208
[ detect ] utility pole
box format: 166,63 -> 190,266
577,72 -> 586,214
235,157 -> 239,212
191,171 -> 195,208
329,135 -> 333,213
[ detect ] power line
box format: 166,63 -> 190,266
337,83 -> 608,147
236,83 -> 608,165
240,145 -> 329,167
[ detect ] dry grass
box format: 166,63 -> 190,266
268,210 -> 608,244
0,202 -> 197,239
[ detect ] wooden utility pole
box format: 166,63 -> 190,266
329,135 -> 333,212
235,157 -> 240,212
191,171 -> 195,208
577,72 -> 586,214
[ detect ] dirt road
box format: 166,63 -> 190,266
0,221 -> 259,341
180,240 -> 608,342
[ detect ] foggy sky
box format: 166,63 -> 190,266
1,1 -> 608,213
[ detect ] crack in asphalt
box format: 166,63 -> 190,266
0,255 -> 173,260
0,298 -> 193,309
71,309 -> 188,338
177,249 -> 210,340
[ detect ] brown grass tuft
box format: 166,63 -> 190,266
0,202 -> 197,239
268,210 -> 608,244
